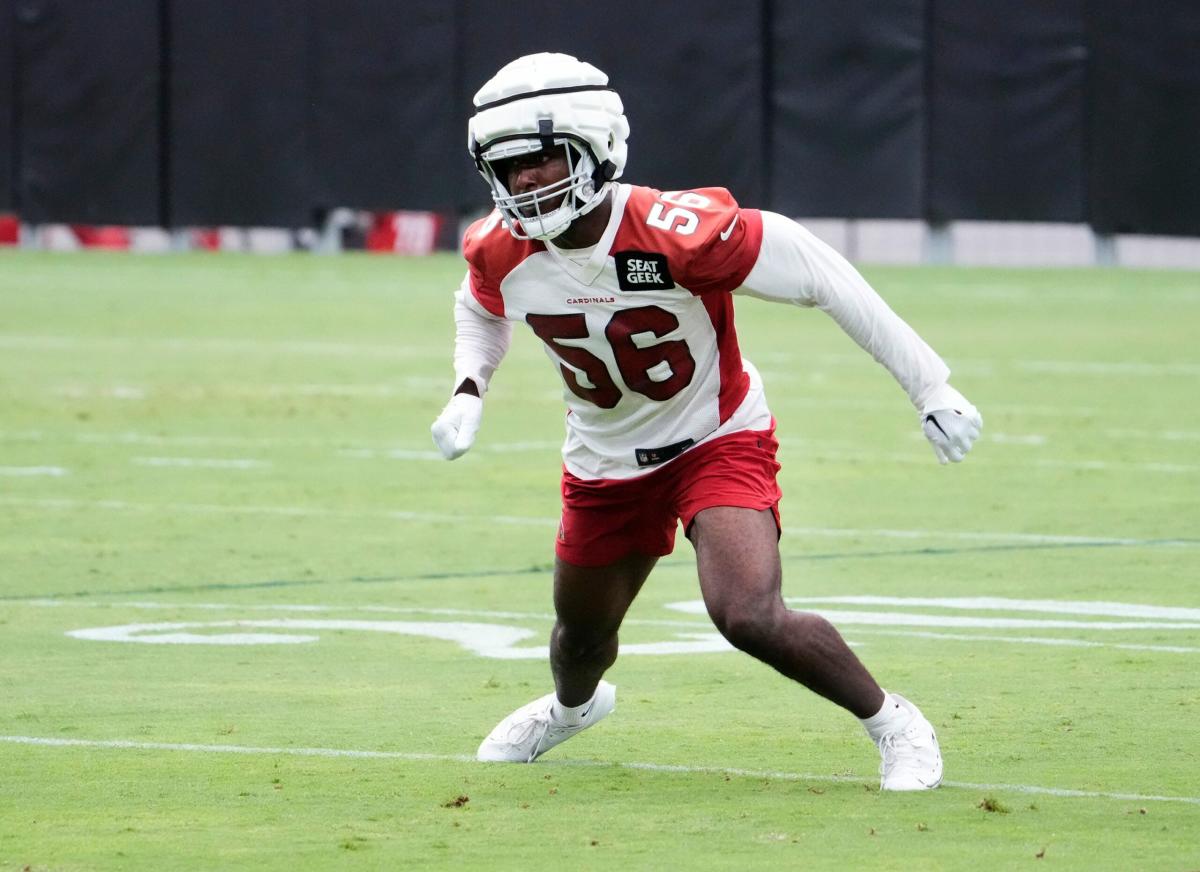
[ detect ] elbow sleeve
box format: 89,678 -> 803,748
453,284 -> 512,395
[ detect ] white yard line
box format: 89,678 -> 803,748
131,457 -> 272,470
2,735 -> 1197,806
979,433 -> 1047,445
257,383 -> 409,397
1,429 -> 561,455
0,335 -> 436,359
1029,458 -> 1200,474
970,403 -> 1103,417
756,350 -> 1200,378
785,525 -> 1195,547
2,496 -> 1194,546
846,629 -> 1200,655
1020,360 -> 1200,377
781,441 -> 1200,475
0,430 -> 344,449
0,466 -> 68,476
50,382 -> 443,399
339,442 -> 561,460
1104,428 -> 1200,443
55,385 -> 146,400
0,496 -> 554,528
338,448 -> 447,461
786,596 -> 1200,621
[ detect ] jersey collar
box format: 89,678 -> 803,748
546,184 -> 631,287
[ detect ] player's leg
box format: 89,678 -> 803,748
478,463 -> 670,764
688,506 -> 943,789
688,506 -> 883,717
546,466 -> 672,706
550,551 -> 658,706
476,551 -> 656,763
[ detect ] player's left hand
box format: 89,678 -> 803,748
920,384 -> 982,464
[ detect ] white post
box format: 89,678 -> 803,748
1094,231 -> 1117,267
925,222 -> 953,265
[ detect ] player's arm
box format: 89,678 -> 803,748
736,211 -> 982,464
430,273 -> 513,460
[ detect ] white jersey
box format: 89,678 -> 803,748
461,183 -> 770,480
455,183 -> 951,481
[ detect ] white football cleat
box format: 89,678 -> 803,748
477,681 -> 616,763
875,694 -> 943,790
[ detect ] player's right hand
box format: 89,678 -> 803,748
431,393 -> 483,460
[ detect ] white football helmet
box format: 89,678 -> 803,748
468,52 -> 630,241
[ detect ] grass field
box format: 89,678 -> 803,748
1,250 -> 1198,870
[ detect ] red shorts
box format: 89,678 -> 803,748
556,424 -> 783,567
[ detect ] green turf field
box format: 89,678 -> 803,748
1,250 -> 1197,870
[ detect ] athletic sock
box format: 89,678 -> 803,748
551,694 -> 595,727
860,691 -> 906,742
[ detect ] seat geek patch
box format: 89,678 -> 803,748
615,251 -> 675,291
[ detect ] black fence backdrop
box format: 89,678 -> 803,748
8,0 -> 160,224
771,0 -> 925,220
2,0 -> 1199,235
1087,0 -> 1200,236
310,1 -> 458,219
926,0 -> 1087,224
0,4 -> 13,212
169,2 -> 310,227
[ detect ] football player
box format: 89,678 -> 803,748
432,52 -> 982,790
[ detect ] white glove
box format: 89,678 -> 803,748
920,384 -> 982,464
431,393 -> 483,460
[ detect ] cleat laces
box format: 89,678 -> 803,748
500,712 -> 552,762
877,729 -> 916,783
495,707 -> 582,762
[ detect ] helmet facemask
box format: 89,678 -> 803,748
479,135 -> 606,242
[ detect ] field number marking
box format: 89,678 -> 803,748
67,619 -> 733,658
61,597 -> 1200,656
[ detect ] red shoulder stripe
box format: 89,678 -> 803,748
461,212 -> 544,319
468,267 -> 506,318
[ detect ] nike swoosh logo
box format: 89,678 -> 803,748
719,214 -> 739,241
